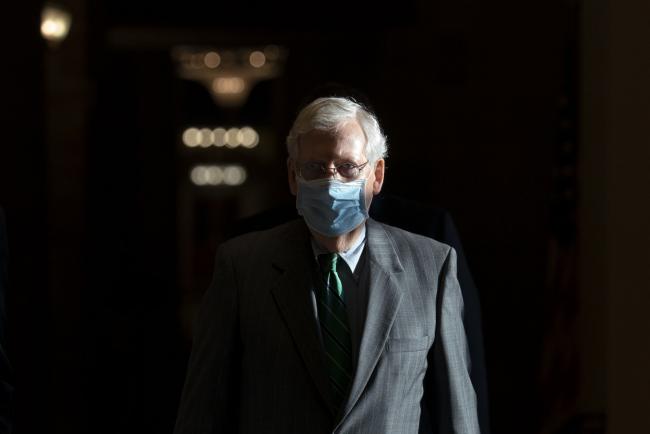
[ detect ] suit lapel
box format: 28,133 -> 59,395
269,221 -> 338,417
338,219 -> 405,423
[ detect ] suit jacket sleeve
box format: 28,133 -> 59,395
174,244 -> 240,434
426,247 -> 480,434
439,213 -> 490,434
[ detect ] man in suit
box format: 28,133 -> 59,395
227,193 -> 490,434
174,97 -> 480,433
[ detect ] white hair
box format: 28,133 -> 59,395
286,97 -> 388,163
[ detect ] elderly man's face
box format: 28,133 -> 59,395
288,120 -> 385,209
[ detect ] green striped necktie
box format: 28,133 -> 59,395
316,253 -> 354,411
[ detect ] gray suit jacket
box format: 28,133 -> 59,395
174,218 -> 479,434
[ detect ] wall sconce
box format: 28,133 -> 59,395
182,126 -> 259,149
172,45 -> 287,108
190,165 -> 247,186
41,4 -> 72,47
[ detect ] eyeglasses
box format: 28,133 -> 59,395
297,160 -> 370,181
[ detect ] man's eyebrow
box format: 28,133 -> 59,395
313,159 -> 360,165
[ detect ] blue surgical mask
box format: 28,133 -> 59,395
296,177 -> 369,237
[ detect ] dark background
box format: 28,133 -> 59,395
1,0 -> 648,433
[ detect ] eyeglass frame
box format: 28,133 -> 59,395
295,160 -> 371,181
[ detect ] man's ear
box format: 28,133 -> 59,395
372,159 -> 385,195
287,158 -> 297,196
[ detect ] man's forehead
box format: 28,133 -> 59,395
300,121 -> 365,145
298,132 -> 366,162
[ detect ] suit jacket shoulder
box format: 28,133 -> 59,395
222,218 -> 455,279
369,219 -> 453,276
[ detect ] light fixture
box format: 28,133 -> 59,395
182,128 -> 200,147
225,128 -> 240,148
212,77 -> 246,95
198,128 -> 213,148
172,45 -> 287,108
204,51 -> 221,69
190,165 -> 247,186
238,126 -> 259,148
223,166 -> 247,186
212,128 -> 227,147
249,51 -> 266,68
40,4 -> 72,46
181,127 -> 259,149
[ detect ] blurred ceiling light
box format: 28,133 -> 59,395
190,166 -> 224,186
182,126 -> 260,149
190,54 -> 204,69
212,128 -> 227,147
206,166 -> 225,185
249,51 -> 266,68
213,77 -> 246,95
41,4 -> 72,46
172,45 -> 287,108
225,128 -> 240,148
190,165 -> 246,186
190,166 -> 210,186
239,127 -> 259,148
204,51 -> 221,68
182,128 -> 200,147
198,128 -> 213,148
223,166 -> 247,186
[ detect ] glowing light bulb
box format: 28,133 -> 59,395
190,54 -> 204,69
204,51 -> 221,68
212,77 -> 245,94
249,51 -> 266,68
239,127 -> 259,148
223,165 -> 247,186
212,128 -> 227,147
182,128 -> 200,147
206,166 -> 224,185
225,128 -> 240,148
41,5 -> 71,44
198,128 -> 214,147
184,126 -> 259,150
190,166 -> 209,186
190,165 -> 245,186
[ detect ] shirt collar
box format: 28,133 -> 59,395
310,224 -> 367,273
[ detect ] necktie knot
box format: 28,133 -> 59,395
318,252 -> 338,273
